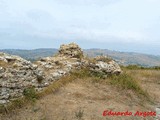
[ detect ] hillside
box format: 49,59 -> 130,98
0,49 -> 160,66
1,68 -> 160,120
0,43 -> 160,120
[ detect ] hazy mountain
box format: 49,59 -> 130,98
84,49 -> 160,67
0,49 -> 58,61
0,48 -> 160,67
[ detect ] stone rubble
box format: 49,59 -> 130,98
0,43 -> 122,104
89,59 -> 122,75
0,53 -> 45,104
58,42 -> 83,58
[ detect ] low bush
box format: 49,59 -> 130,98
23,87 -> 38,102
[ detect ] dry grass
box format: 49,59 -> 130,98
0,98 -> 31,114
38,74 -> 77,97
124,69 -> 160,103
0,60 -> 17,68
0,87 -> 38,114
1,72 -> 158,120
107,72 -> 150,99
0,67 -> 160,120
72,68 -> 150,100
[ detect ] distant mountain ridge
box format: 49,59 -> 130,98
0,48 -> 160,67
84,49 -> 160,67
0,48 -> 58,61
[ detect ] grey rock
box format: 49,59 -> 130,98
51,72 -> 62,79
0,100 -> 8,104
58,43 -> 83,58
0,67 -> 5,73
89,57 -> 122,75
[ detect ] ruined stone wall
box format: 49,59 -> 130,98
0,43 -> 122,104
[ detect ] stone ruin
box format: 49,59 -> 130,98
0,43 -> 122,104
58,43 -> 83,58
88,56 -> 122,75
0,53 -> 45,104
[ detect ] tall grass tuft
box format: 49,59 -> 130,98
108,72 -> 149,99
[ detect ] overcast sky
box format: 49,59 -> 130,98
0,0 -> 160,55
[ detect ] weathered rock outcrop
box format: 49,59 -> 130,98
0,43 -> 122,104
35,43 -> 85,83
88,56 -> 122,75
0,53 -> 45,104
58,43 -> 83,58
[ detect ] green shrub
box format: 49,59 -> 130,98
23,87 -> 38,102
89,71 -> 106,79
152,66 -> 160,70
